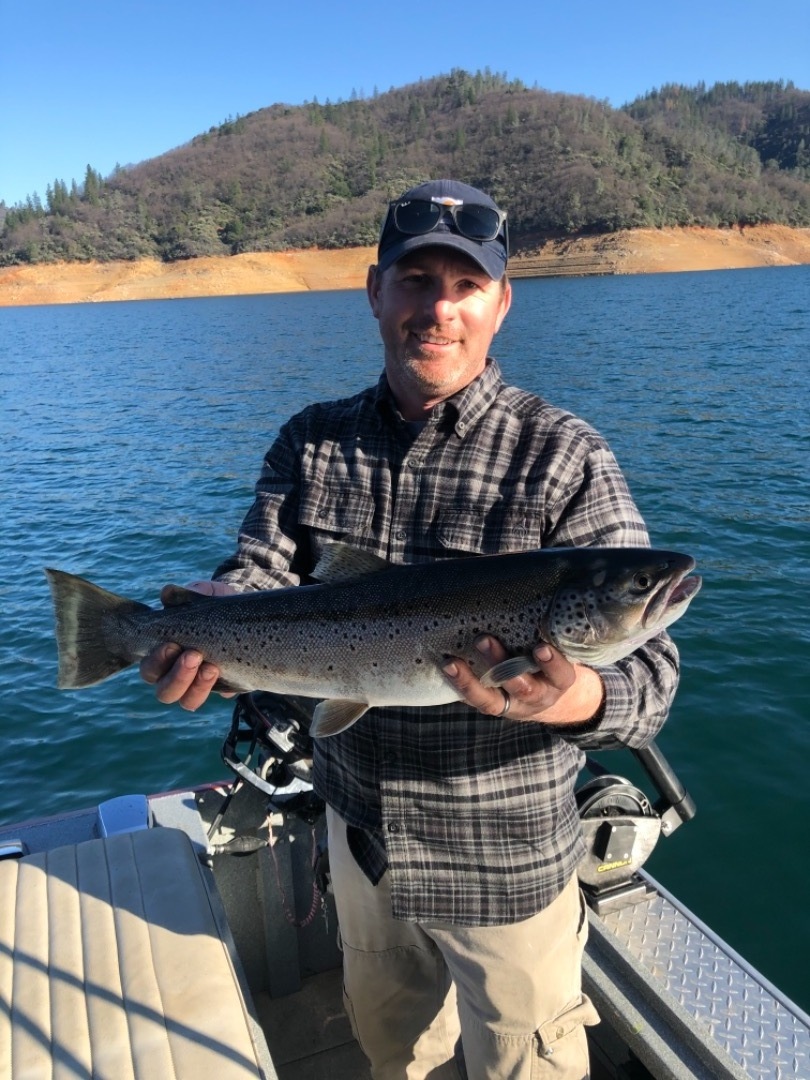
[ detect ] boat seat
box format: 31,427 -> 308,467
0,826 -> 271,1079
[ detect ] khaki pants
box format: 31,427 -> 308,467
327,807 -> 598,1080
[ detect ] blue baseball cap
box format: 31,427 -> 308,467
377,179 -> 509,281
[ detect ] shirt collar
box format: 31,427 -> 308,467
445,359 -> 504,437
374,359 -> 504,437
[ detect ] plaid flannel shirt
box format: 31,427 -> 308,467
214,360 -> 679,925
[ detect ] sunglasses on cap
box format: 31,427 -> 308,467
388,196 -> 508,245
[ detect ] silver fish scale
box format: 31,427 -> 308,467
598,880 -> 810,1077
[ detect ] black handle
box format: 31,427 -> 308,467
632,741 -> 697,829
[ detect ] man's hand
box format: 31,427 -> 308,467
442,635 -> 604,726
139,581 -> 237,712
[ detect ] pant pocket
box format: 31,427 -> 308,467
535,994 -> 600,1068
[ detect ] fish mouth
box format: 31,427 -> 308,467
642,566 -> 702,630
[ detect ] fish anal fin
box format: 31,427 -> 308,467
480,655 -> 541,688
311,698 -> 370,738
161,584 -> 210,607
312,543 -> 389,584
212,677 -> 244,695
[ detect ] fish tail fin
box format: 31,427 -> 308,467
44,569 -> 149,689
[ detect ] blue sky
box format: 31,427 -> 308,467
2,0 -> 808,208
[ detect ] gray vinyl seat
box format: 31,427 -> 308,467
0,826 -> 270,1079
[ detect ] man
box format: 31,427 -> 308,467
142,179 -> 680,1078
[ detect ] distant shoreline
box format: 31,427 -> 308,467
1,224 -> 809,308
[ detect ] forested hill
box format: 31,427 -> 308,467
2,71 -> 809,266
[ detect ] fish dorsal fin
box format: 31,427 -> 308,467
161,584 -> 210,607
311,699 -> 370,738
312,543 -> 389,584
480,655 -> 540,688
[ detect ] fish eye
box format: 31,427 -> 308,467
632,572 -> 654,592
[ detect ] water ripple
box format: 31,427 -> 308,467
1,268 -> 809,1007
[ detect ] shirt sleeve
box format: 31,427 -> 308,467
540,430 -> 681,751
212,419 -> 305,591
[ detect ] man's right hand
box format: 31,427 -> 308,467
139,581 -> 237,711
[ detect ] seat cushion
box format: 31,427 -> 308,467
0,826 -> 268,1079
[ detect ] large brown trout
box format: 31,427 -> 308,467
45,543 -> 701,737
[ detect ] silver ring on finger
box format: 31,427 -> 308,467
498,688 -> 511,717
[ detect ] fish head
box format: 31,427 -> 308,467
541,549 -> 702,667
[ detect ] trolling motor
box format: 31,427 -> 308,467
577,742 -> 696,914
222,692 -> 316,790
205,692 -> 324,856
212,694 -> 330,928
219,692 -> 322,813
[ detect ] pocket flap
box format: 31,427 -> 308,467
436,502 -> 540,554
299,492 -> 374,536
537,994 -> 600,1052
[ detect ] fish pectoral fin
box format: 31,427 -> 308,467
481,655 -> 541,688
311,698 -> 370,738
312,543 -> 389,583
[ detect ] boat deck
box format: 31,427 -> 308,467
2,781 -> 809,1080
254,970 -> 626,1080
255,972 -> 369,1080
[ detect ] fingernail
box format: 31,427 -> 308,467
475,635 -> 494,656
442,662 -> 459,678
535,645 -> 553,663
180,650 -> 203,669
164,643 -> 182,660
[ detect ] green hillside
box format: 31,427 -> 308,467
2,70 -> 809,266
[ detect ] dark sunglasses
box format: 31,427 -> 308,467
389,197 -> 507,244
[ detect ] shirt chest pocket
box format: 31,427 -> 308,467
436,502 -> 543,556
298,491 -> 376,556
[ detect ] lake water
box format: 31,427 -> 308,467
1,266 -> 808,1010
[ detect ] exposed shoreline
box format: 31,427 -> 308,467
1,224 -> 809,307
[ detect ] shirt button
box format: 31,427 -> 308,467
396,530 -> 406,540
387,822 -> 401,834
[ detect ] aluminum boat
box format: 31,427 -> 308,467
1,692 -> 808,1079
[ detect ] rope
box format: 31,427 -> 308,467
265,812 -> 323,929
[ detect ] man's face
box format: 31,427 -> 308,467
367,248 -> 512,419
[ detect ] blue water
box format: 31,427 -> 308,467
1,266 -> 808,1009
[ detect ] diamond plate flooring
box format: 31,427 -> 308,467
599,888 -> 810,1078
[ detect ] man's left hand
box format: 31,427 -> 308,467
442,635 -> 604,726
